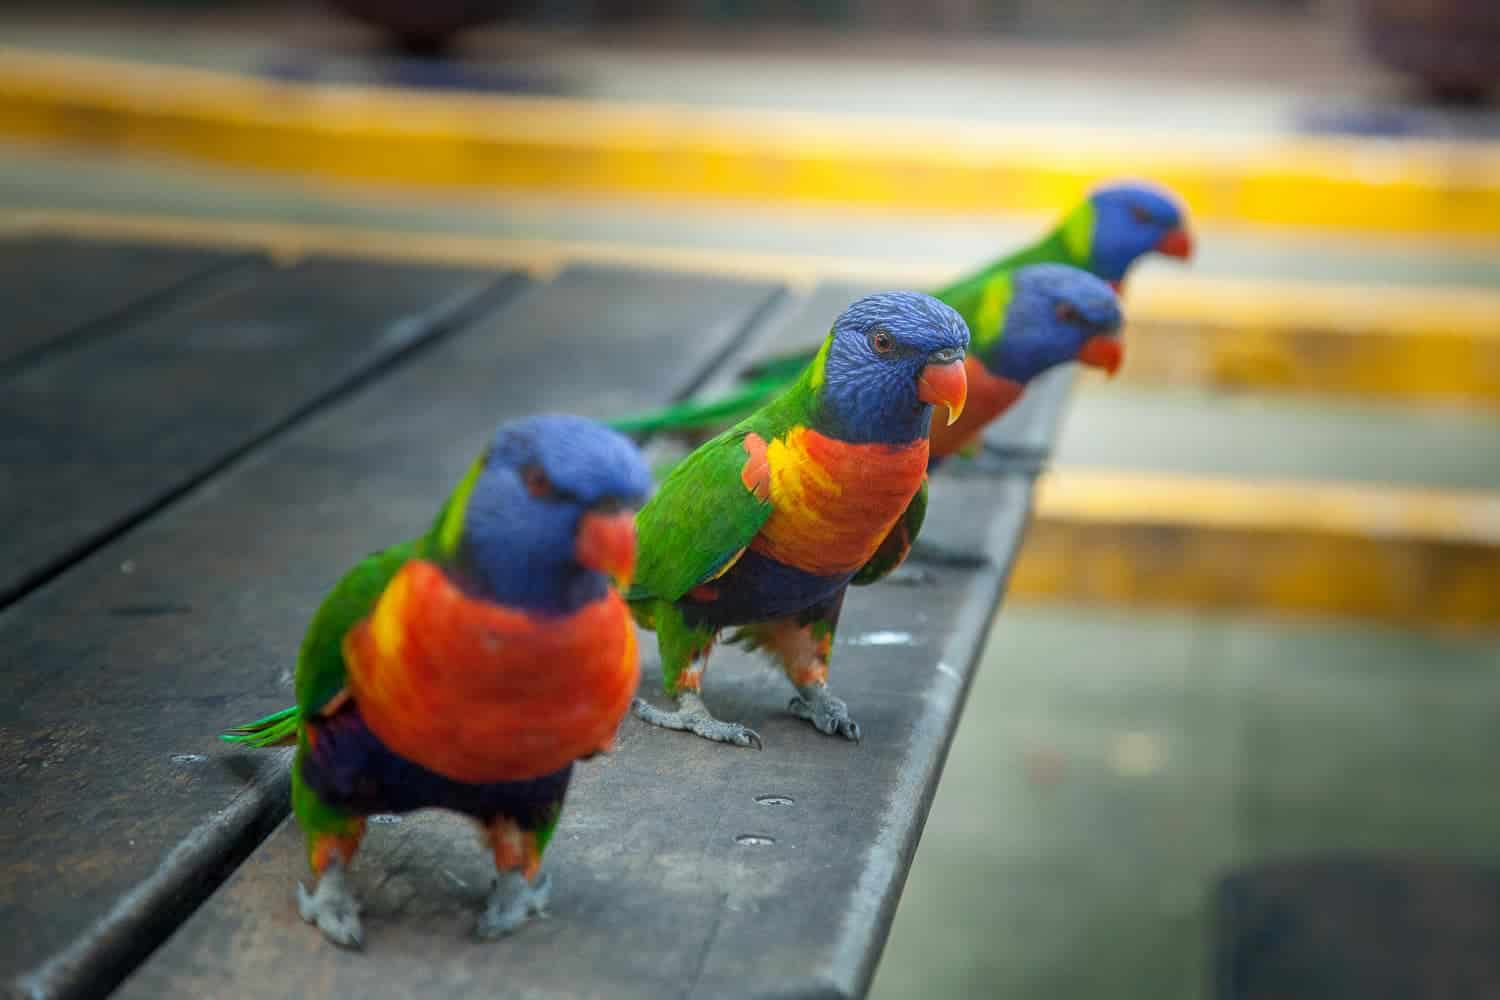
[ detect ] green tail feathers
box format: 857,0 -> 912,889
607,376 -> 788,436
220,705 -> 300,748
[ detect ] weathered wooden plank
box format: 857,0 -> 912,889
0,235 -> 249,372
1213,856 -> 1500,1000
0,265 -> 782,1000
116,438 -> 1054,992
0,255 -> 511,609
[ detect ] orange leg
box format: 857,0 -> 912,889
664,633 -> 713,697
309,822 -> 366,876
486,817 -> 542,882
732,595 -> 860,742
476,816 -> 551,940
739,616 -> 833,689
297,822 -> 368,949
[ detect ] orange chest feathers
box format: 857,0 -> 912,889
749,426 -> 928,577
342,560 -> 638,784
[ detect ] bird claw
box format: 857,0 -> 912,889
788,688 -> 861,742
476,870 -> 552,940
632,694 -> 763,750
297,860 -> 364,950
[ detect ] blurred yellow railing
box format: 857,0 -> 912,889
1,47 -> 1499,238
1016,470 -> 1500,630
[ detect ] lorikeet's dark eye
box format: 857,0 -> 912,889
1055,303 -> 1080,324
869,328 -> 895,355
522,465 -> 554,499
1130,204 -> 1154,225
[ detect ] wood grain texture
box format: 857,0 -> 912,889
0,235 -> 249,373
1,264 -> 779,1000
0,253 -> 509,608
116,468 -> 1045,999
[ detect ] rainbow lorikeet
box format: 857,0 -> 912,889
221,415 -> 651,948
610,181 -> 1188,444
628,291 -> 970,749
916,262 -> 1122,466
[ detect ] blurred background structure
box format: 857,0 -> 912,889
1,1 -> 1497,998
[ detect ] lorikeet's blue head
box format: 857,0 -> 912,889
989,264 -> 1124,384
1084,182 -> 1193,285
448,414 -> 651,615
818,290 -> 970,445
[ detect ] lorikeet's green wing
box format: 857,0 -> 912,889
220,539 -> 424,748
220,539 -> 429,749
221,455 -> 484,748
294,452 -> 486,715
629,423 -> 775,604
292,538 -> 424,717
852,478 -> 927,586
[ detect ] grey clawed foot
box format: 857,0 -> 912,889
476,870 -> 552,940
297,859 -> 364,950
632,692 -> 763,749
788,685 -> 861,742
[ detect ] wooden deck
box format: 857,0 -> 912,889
0,232 -> 1062,998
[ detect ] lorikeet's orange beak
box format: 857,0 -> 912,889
1077,335 -> 1123,377
1156,227 -> 1193,259
576,510 -> 637,590
917,358 -> 968,426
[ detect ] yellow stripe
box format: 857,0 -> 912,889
1012,469 -> 1500,630
1115,273 -> 1500,406
9,207 -> 1500,404
367,561 -> 413,663
1,47 -> 1499,238
437,454 -> 485,558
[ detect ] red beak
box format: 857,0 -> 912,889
1077,335 -> 1123,376
917,359 -> 968,426
1108,279 -> 1123,293
1155,227 -> 1193,260
576,510 -> 637,590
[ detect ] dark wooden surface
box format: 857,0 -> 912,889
0,236 -> 249,373
117,475 -> 1039,1000
1213,855 -> 1500,1000
0,254 -> 510,608
116,279 -> 1055,999
0,239 -> 1060,1000
1,259 -> 779,999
